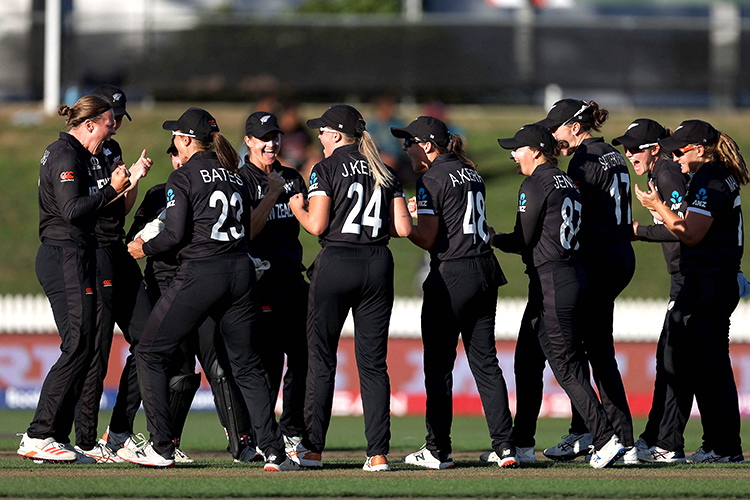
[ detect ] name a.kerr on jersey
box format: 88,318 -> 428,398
199,168 -> 243,186
341,160 -> 370,177
449,167 -> 483,187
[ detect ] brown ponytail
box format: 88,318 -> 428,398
706,132 -> 750,186
436,134 -> 476,169
58,95 -> 111,129
194,132 -> 241,173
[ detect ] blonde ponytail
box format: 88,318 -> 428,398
706,132 -> 750,186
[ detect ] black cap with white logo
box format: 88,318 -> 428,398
245,111 -> 283,139
612,118 -> 668,149
307,104 -> 366,137
92,84 -> 131,121
162,107 -> 220,143
497,123 -> 555,154
536,98 -> 592,130
391,116 -> 451,149
658,120 -> 719,152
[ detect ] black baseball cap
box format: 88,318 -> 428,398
612,119 -> 668,149
658,120 -> 719,151
162,107 -> 219,143
92,84 -> 131,121
307,104 -> 366,137
536,98 -> 592,130
497,124 -> 555,154
245,111 -> 283,139
391,116 -> 451,149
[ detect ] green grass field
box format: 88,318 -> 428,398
2,411 -> 750,498
6,103 -> 750,298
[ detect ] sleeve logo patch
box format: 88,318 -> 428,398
60,171 -> 74,182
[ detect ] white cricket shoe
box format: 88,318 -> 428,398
287,441 -> 322,468
640,446 -> 686,463
263,452 -> 300,472
75,443 -> 123,464
686,448 -> 744,463
402,444 -> 454,469
543,433 -> 593,461
99,427 -> 146,453
174,448 -> 194,463
363,454 -> 390,471
480,446 -> 535,463
590,434 -> 626,469
117,441 -> 175,467
283,435 -> 302,453
17,433 -> 76,463
615,446 -> 639,464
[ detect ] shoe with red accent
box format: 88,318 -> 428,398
288,441 -> 322,468
75,443 -> 124,463
495,447 -> 519,468
263,452 -> 300,471
639,446 -> 686,464
363,454 -> 390,471
17,433 -> 76,463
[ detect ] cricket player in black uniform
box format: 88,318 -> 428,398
493,124 -> 625,469
239,111 -> 310,461
122,108 -> 296,471
537,99 -> 635,462
612,119 -> 689,460
392,116 -> 517,469
99,142 -> 201,464
637,120 -> 747,463
289,104 -> 411,472
68,85 -> 152,463
18,95 -> 131,463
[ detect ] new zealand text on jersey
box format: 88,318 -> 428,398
200,168 -> 244,186
449,167 -> 483,187
267,202 -> 295,221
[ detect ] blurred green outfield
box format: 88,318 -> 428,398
4,103 -> 750,298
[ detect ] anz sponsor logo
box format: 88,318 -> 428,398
417,187 -> 428,208
309,172 -> 319,190
518,192 -> 527,212
670,190 -> 683,211
691,188 -> 707,208
166,188 -> 176,208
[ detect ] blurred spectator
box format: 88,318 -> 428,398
278,103 -> 321,183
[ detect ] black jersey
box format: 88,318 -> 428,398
493,163 -> 582,269
38,132 -> 119,247
635,158 -> 689,274
680,161 -> 743,276
307,143 -> 404,246
416,153 -> 492,263
240,159 -> 306,272
126,183 -> 179,284
92,139 -> 127,245
568,137 -> 633,245
142,151 -> 250,261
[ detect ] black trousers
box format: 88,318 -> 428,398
569,241 -> 635,447
656,272 -> 742,456
421,255 -> 513,455
255,269 -> 309,438
512,263 -> 614,450
307,245 -> 393,457
108,271 -> 197,435
136,254 -> 283,458
71,242 -> 142,449
639,272 -> 684,446
28,244 -> 97,441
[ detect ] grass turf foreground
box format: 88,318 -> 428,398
2,413 -> 750,498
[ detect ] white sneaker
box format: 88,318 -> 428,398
495,447 -> 519,468
99,427 -> 146,453
287,441 -> 322,468
640,445 -> 686,463
174,448 -> 194,463
117,441 -> 175,467
686,448 -> 744,463
17,433 -> 76,463
590,434 -> 626,469
283,435 -> 302,454
543,433 -> 593,461
616,446 -> 638,464
402,444 -> 454,470
75,443 -> 124,464
234,445 -> 263,463
263,453 -> 300,472
363,454 -> 390,471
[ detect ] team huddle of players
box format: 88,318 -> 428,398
17,87 -> 748,471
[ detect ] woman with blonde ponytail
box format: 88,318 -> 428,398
288,104 -> 411,471
636,119 -> 746,464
